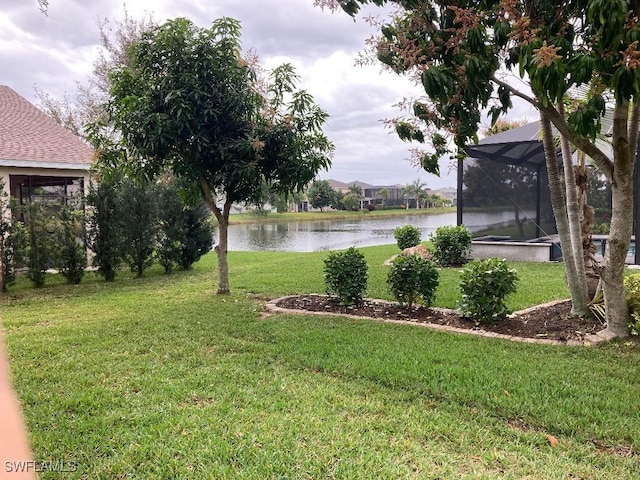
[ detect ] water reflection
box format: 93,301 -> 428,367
226,212 -> 498,252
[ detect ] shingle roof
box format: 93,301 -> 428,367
0,85 -> 93,167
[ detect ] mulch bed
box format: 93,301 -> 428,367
275,294 -> 605,343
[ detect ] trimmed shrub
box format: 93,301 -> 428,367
177,202 -> 214,271
87,178 -> 123,282
458,258 -> 518,323
120,178 -> 158,278
624,274 -> 640,335
387,254 -> 439,309
394,225 -> 421,250
324,247 -> 368,306
429,225 -> 472,266
24,201 -> 53,288
52,203 -> 87,284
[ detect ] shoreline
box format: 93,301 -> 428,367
221,206 -> 456,225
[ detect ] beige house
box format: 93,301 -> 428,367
0,85 -> 93,213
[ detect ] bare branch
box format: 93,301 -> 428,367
489,74 -> 538,107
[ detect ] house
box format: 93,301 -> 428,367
326,179 -> 407,208
0,85 -> 93,212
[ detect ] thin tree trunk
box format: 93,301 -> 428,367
558,102 -> 589,302
540,112 -> 590,316
199,177 -> 231,294
215,198 -> 232,294
601,102 -> 635,336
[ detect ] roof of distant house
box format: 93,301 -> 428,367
0,85 -> 93,169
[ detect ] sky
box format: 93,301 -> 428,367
1,0 -> 536,189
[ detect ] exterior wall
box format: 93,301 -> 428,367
470,240 -> 553,262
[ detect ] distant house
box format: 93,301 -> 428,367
0,85 -> 93,213
326,179 -> 407,208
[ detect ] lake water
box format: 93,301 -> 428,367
225,210 -> 523,252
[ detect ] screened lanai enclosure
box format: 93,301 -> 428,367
456,121 -> 638,264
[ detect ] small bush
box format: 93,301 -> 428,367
387,254 -> 439,309
630,312 -> 640,336
394,225 -> 421,250
324,247 -> 368,306
624,274 -> 640,334
429,225 -> 472,266
458,258 -> 518,323
52,204 -> 87,285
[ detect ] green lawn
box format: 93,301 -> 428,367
2,246 -> 639,479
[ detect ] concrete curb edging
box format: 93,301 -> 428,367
264,295 -> 601,347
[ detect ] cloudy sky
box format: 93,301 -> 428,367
1,0 -> 536,189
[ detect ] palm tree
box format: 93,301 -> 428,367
401,179 -> 427,208
376,188 -> 390,208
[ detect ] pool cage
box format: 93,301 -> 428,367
457,121 -> 637,264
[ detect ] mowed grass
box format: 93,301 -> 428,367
2,245 -> 640,479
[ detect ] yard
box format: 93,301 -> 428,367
2,245 -> 639,478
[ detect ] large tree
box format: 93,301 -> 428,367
308,180 -> 336,211
317,0 -> 640,338
95,17 -> 333,294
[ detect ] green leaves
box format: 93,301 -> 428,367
324,247 -> 368,306
387,254 -> 439,309
429,225 -> 472,267
458,258 -> 519,324
393,225 -> 422,250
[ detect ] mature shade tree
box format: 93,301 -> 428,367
96,17 -> 333,293
317,0 -> 640,337
308,180 -> 336,211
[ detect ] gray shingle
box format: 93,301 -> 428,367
0,85 -> 93,166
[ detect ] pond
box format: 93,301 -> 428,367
225,210 -> 523,252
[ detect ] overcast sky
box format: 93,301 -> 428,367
1,0 -> 536,189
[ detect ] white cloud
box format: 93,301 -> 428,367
0,0 -> 535,189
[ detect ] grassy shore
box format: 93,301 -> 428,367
2,246 -> 640,479
222,206 -> 456,224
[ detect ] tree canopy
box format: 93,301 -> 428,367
308,180 -> 336,211
93,17 -> 334,293
317,0 -> 640,337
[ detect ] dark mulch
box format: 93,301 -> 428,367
275,294 -> 605,343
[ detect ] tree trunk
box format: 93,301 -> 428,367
558,102 -> 589,302
199,177 -> 231,294
540,112 -> 590,316
601,102 -> 635,336
215,209 -> 230,294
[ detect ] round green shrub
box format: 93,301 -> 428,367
394,225 -> 422,250
429,225 -> 472,266
458,258 -> 518,323
387,254 -> 439,309
624,273 -> 640,313
624,274 -> 640,335
323,247 -> 368,306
